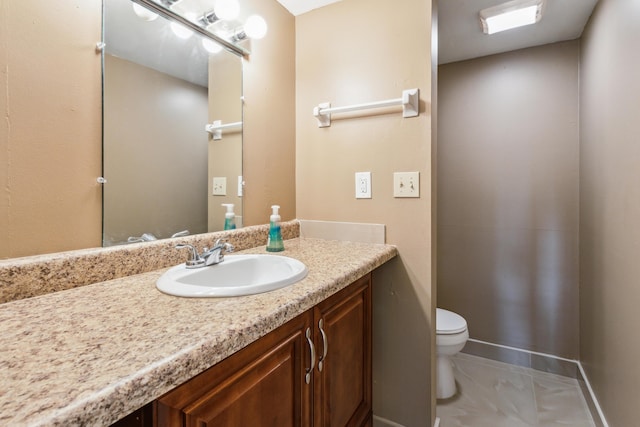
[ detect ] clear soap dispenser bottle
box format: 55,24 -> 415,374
222,204 -> 236,230
266,205 -> 284,252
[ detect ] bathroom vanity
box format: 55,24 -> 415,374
0,235 -> 396,426
154,274 -> 371,427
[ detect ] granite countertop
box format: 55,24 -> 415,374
0,238 -> 396,426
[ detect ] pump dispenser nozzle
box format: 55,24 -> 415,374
266,205 -> 284,252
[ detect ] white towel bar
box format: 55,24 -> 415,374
205,120 -> 243,140
313,88 -> 419,127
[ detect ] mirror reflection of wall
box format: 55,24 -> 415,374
102,0 -> 243,246
208,55 -> 243,231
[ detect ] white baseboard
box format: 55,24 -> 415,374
576,361 -> 609,427
464,338 -> 608,427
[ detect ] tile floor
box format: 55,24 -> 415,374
436,353 -> 596,427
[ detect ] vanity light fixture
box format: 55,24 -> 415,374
480,0 -> 545,35
243,15 -> 268,39
131,0 -> 268,49
230,15 -> 268,42
214,0 -> 240,21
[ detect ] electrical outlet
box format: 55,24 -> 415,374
393,172 -> 420,198
213,177 -> 227,196
355,172 -> 372,199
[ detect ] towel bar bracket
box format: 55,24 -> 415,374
205,120 -> 243,140
313,103 -> 332,128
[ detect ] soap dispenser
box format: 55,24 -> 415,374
222,203 -> 236,230
266,205 -> 284,252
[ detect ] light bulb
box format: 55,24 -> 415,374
202,38 -> 223,54
214,0 -> 240,21
170,21 -> 193,39
244,15 -> 267,39
132,3 -> 158,22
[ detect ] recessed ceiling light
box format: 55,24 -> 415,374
480,0 -> 545,35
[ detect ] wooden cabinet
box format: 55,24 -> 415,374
156,311 -> 312,427
153,273 -> 372,427
313,274 -> 372,427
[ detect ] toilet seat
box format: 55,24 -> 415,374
436,308 -> 467,335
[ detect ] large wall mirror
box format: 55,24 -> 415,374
102,0 -> 244,246
0,0 -> 293,260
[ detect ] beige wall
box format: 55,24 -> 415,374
580,0 -> 640,424
242,0 -> 296,226
0,0 -> 102,258
438,41 -> 580,359
295,0 -> 434,424
103,55 -> 208,245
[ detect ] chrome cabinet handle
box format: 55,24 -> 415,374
305,327 -> 316,384
318,318 -> 328,372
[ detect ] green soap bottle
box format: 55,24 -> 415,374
222,203 -> 236,230
266,205 -> 284,252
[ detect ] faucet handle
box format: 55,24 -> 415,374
175,243 -> 205,269
213,239 -> 234,253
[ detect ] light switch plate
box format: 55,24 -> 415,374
393,172 -> 420,198
355,172 -> 372,199
213,177 -> 227,196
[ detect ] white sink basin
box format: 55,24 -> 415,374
156,254 -> 308,297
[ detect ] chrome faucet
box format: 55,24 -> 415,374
176,239 -> 234,269
201,239 -> 235,266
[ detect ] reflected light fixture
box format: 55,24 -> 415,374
132,3 -> 158,21
480,0 -> 544,35
169,12 -> 197,39
202,38 -> 223,54
170,21 -> 193,38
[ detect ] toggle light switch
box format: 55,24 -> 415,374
393,172 -> 420,198
213,177 -> 227,196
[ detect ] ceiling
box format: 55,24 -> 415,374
276,0 -> 599,64
110,0 -> 600,84
276,0 -> 343,16
438,0 -> 599,64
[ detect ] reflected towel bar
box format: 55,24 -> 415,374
313,88 -> 419,128
205,120 -> 243,140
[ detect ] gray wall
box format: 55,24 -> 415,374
437,41 -> 580,358
580,0 -> 640,424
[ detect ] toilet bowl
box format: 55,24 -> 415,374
436,308 -> 468,399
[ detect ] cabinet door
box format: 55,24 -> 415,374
156,311 -> 313,427
313,274 -> 372,427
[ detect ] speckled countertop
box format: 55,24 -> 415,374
0,238 -> 396,426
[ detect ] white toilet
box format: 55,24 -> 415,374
436,308 -> 469,399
